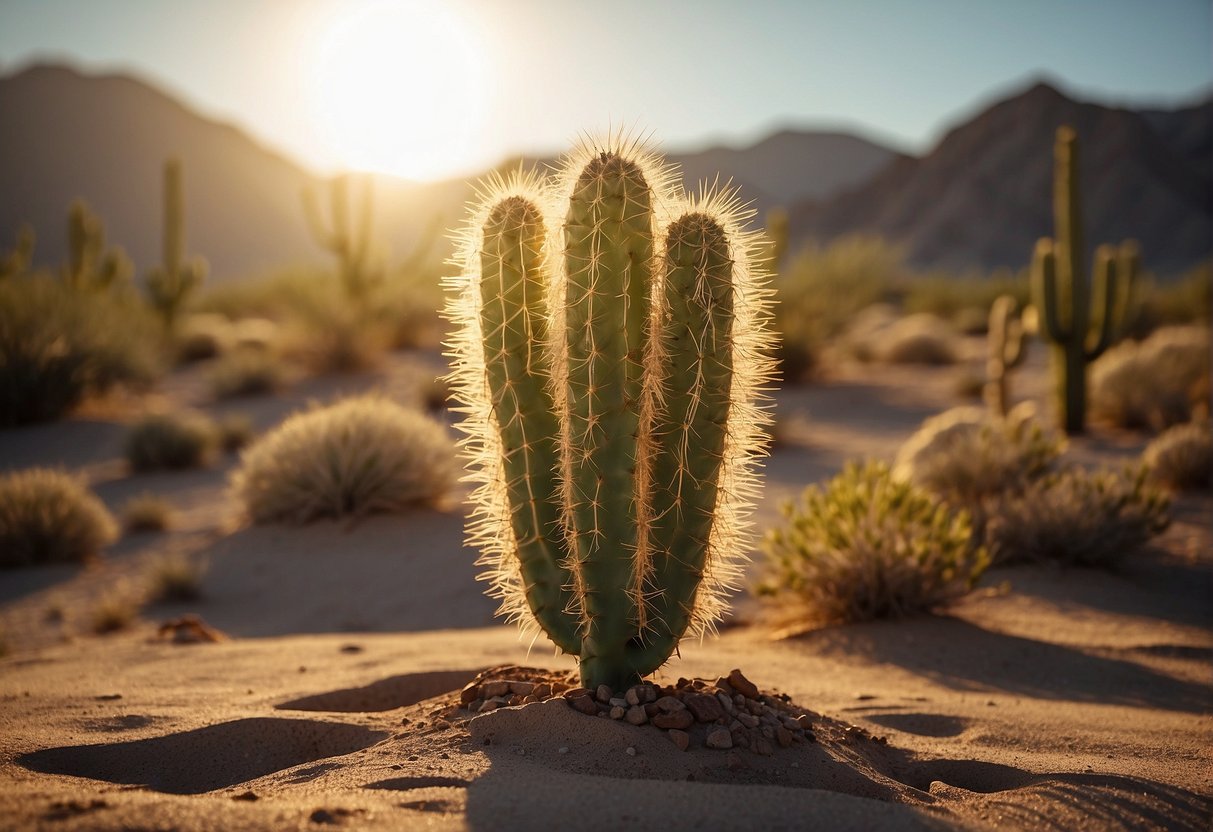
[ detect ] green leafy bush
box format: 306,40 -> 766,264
987,465 -> 1170,566
231,395 -> 457,524
125,411 -> 217,471
1090,325 -> 1211,430
1144,421 -> 1212,492
757,461 -> 987,625
0,468 -> 117,567
0,275 -> 162,425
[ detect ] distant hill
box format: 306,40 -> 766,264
787,80 -> 1213,276
2,64 -> 1209,280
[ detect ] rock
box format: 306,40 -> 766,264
459,683 -> 480,705
625,747 -> 636,757
467,699 -> 484,713
684,692 -> 725,723
654,696 -> 685,713
569,695 -> 599,715
668,729 -> 690,751
717,693 -> 735,715
563,687 -> 591,700
761,726 -> 775,740
596,684 -> 613,703
737,712 -> 760,729
522,694 -> 539,705
509,681 -> 535,696
481,681 -> 511,699
625,706 -> 648,725
755,737 -> 774,756
652,709 -> 694,730
477,699 -> 501,713
644,703 -> 661,717
609,706 -> 626,719
705,727 -> 733,749
796,714 -> 814,730
558,746 -> 569,755
532,683 -> 552,700
714,677 -> 734,696
776,726 -> 793,748
731,729 -> 749,748
609,697 -> 629,709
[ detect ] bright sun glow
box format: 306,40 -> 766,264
307,0 -> 486,181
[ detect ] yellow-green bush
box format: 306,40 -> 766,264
0,468 -> 117,567
757,461 -> 987,625
231,395 -> 456,524
0,275 -> 162,425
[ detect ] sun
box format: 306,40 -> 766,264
307,0 -> 486,181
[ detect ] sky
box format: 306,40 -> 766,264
1,0 -> 1210,181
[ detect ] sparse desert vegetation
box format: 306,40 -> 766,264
0,468 -> 117,567
231,394 -> 457,523
125,410 -> 217,471
145,552 -> 207,602
206,347 -> 288,399
122,493 -> 175,533
1144,421 -> 1212,491
1090,324 -> 1211,430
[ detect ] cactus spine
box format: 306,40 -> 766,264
146,159 -> 208,329
1031,126 -> 1137,434
449,139 -> 775,691
984,294 -> 1028,417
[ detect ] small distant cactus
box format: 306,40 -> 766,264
448,137 -> 776,690
1031,126 -> 1138,434
146,159 -> 208,330
62,200 -> 132,291
984,294 -> 1028,416
0,224 -> 35,280
303,173 -> 381,302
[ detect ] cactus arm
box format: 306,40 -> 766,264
1031,239 -> 1068,343
478,195 -> 581,655
563,152 -> 654,691
633,211 -> 734,673
1084,245 -> 1120,360
164,159 -> 183,279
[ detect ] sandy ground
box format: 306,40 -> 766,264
0,338 -> 1210,831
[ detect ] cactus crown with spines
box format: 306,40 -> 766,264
446,135 -> 776,690
1031,126 -> 1138,433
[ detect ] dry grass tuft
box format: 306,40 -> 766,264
122,493 -> 174,533
146,552 -> 207,602
1143,421 -> 1212,492
231,395 -> 457,524
125,411 -> 217,471
987,464 -> 1170,567
1090,325 -> 1211,431
90,592 -> 140,634
757,460 -> 987,626
216,413 -> 255,453
0,469 -> 117,567
207,348 -> 287,399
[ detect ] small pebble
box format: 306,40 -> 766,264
625,746 -> 636,757
558,746 -> 569,755
610,706 -> 626,720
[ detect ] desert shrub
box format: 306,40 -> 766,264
0,275 -> 162,426
146,552 -> 207,602
757,460 -> 987,625
1144,421 -> 1212,492
0,469 -> 117,567
1090,325 -> 1211,430
122,493 -> 174,533
176,313 -> 232,363
879,313 -> 958,365
207,348 -> 287,399
775,236 -> 900,380
900,269 -> 1029,324
894,406 -> 1064,507
987,465 -> 1170,566
91,592 -> 139,634
216,413 -> 255,453
1123,262 -> 1212,337
231,395 -> 457,524
125,411 -> 217,471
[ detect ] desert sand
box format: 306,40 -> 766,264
0,340 -> 1210,831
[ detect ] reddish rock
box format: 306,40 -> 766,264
684,692 -> 725,723
625,706 -> 648,726
654,696 -> 685,713
652,709 -> 695,730
705,727 -> 733,749
727,669 -> 760,700
569,695 -> 599,715
459,683 -> 480,705
668,729 -> 690,751
481,681 -> 511,699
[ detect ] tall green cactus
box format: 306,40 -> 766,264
448,140 -> 775,691
62,200 -> 132,291
1031,126 -> 1138,434
146,159 -> 208,329
984,294 -> 1028,417
0,224 -> 35,280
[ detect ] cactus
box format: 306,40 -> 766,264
62,200 -> 131,291
984,294 -> 1028,416
447,139 -> 775,691
0,224 -> 35,280
146,159 -> 208,330
303,173 -> 381,302
1031,126 -> 1138,434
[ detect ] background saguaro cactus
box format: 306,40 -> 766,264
303,173 -> 380,302
448,139 -> 775,691
146,159 -> 208,329
62,200 -> 132,292
0,224 -> 35,280
984,294 -> 1028,416
1031,126 -> 1138,434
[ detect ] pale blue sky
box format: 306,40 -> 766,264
1,0 -> 1210,180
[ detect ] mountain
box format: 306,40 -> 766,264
786,80 -> 1213,276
